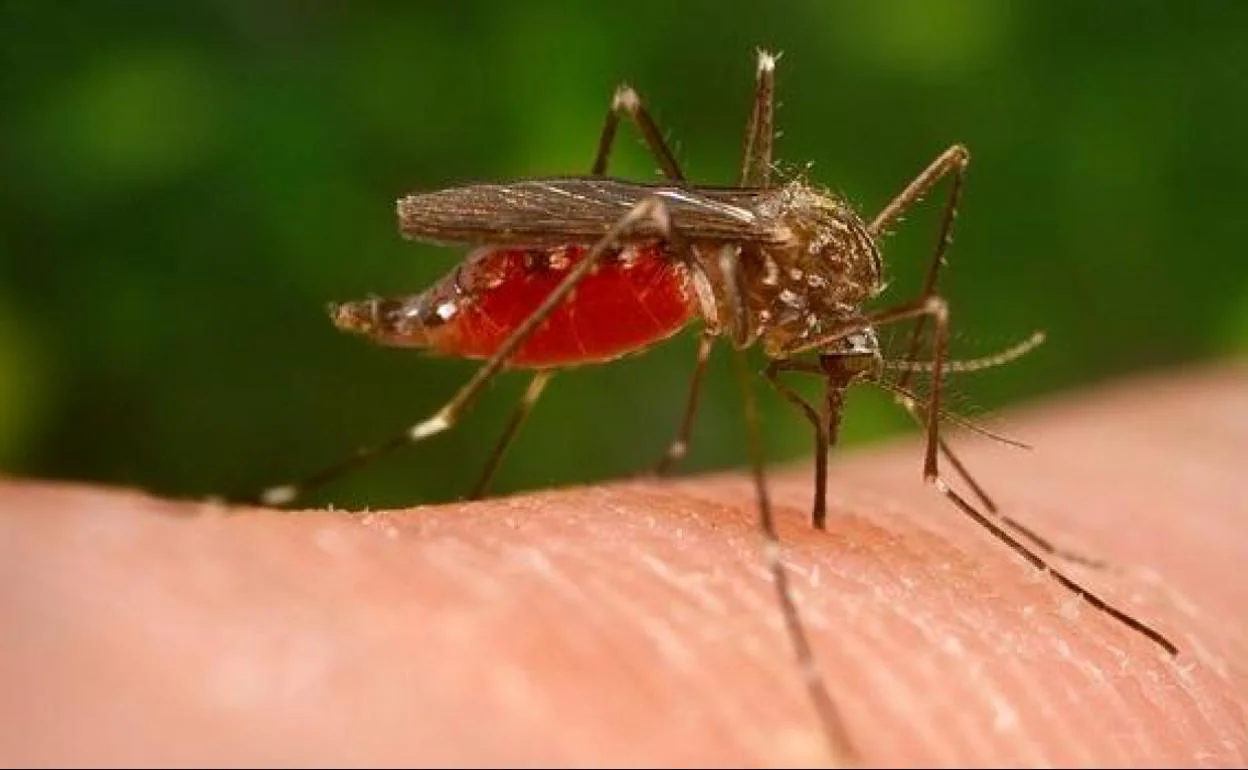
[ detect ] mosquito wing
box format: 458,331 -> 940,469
396,177 -> 782,247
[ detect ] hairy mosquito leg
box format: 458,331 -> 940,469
869,146 -> 1014,519
870,143 -> 968,409
650,49 -> 783,478
591,75 -> 728,481
792,296 -> 952,479
257,197 -> 674,507
933,476 -> 1177,655
800,300 -> 1173,654
883,343 -> 1109,568
468,371 -> 553,501
867,144 -> 967,403
726,49 -> 855,763
994,507 -> 1109,569
869,143 -> 968,240
877,155 -> 1093,567
592,84 -> 684,180
652,48 -> 781,476
913,409 -> 1107,569
773,352 -> 1043,534
739,48 -> 778,188
653,331 -> 714,475
764,360 -> 831,528
719,237 -> 855,765
735,345 -> 855,763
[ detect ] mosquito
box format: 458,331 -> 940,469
251,50 -> 1177,761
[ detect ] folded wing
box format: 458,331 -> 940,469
397,177 -> 780,247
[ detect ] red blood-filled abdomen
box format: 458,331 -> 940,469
424,244 -> 696,368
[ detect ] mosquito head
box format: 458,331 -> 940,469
819,326 -> 884,383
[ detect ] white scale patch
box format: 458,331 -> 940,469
654,189 -> 756,223
547,248 -> 571,271
435,301 -> 458,321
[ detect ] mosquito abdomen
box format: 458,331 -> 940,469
332,244 -> 697,368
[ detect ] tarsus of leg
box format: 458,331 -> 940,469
654,332 -> 715,475
932,476 -> 1178,655
469,371 -> 553,500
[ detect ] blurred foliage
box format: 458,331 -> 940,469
1,0 -> 1245,509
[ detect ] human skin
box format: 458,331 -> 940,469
0,362 -> 1245,767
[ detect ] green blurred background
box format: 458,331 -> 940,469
2,1 -> 1245,509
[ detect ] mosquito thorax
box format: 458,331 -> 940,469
743,181 -> 883,357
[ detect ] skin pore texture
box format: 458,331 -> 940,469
0,361 -> 1245,767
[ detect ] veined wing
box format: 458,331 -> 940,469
396,177 -> 782,247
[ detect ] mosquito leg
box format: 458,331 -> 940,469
895,375 -> 1109,567
719,234 -> 855,762
869,143 -> 968,238
791,297 -> 951,478
643,50 -> 783,478
799,299 -> 1177,655
867,144 -> 968,421
770,353 -> 1100,548
653,331 -> 714,475
468,371 -> 553,500
739,48 -> 778,188
896,397 -> 1108,569
871,147 -> 1111,568
869,144 -> 969,406
734,337 -> 855,764
593,68 -> 727,481
727,49 -> 857,764
591,84 -> 684,180
768,352 -> 1106,553
256,197 -> 674,508
932,476 -> 1177,655
764,359 -> 831,528
991,506 -> 1109,569
871,146 -> 1027,523
636,49 -> 780,478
